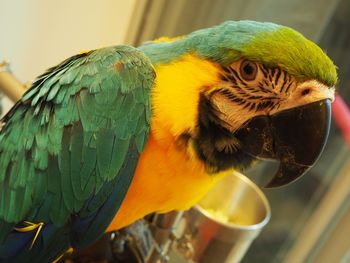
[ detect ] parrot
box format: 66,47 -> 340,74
0,20 -> 337,262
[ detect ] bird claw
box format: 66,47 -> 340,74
14,221 -> 44,250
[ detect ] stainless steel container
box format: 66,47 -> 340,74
183,172 -> 271,263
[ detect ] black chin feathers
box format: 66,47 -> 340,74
193,93 -> 255,173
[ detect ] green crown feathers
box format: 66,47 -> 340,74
141,20 -> 337,87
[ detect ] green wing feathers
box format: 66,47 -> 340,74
0,45 -> 155,226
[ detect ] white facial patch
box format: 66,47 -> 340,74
208,59 -> 335,132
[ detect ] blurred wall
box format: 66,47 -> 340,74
133,0 -> 341,46
0,0 -> 137,82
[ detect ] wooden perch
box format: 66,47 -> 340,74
0,60 -> 27,102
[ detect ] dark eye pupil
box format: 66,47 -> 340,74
302,89 -> 311,96
240,60 -> 257,81
243,64 -> 254,75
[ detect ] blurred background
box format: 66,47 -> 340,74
1,0 -> 350,262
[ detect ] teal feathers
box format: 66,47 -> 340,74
1,45 -> 154,221
0,45 -> 155,261
141,20 -> 337,86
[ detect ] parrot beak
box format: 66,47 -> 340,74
234,99 -> 332,188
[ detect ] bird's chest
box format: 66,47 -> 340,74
107,133 -> 228,231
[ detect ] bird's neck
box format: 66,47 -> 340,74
106,55 -> 230,231
150,53 -> 221,141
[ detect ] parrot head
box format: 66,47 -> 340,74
141,21 -> 337,188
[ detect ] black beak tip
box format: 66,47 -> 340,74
264,99 -> 332,188
264,164 -> 310,188
234,99 -> 332,188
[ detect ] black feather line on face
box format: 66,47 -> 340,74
193,93 -> 255,173
219,63 -> 292,113
259,64 -> 269,79
275,68 -> 281,85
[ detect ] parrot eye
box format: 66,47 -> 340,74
240,60 -> 258,81
301,88 -> 311,96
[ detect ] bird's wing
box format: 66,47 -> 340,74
0,45 -> 155,242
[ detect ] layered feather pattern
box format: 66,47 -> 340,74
0,45 -> 155,262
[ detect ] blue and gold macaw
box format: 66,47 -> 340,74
0,21 -> 337,262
